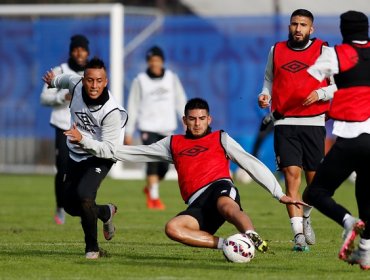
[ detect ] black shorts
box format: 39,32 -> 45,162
177,180 -> 242,235
65,156 -> 113,201
274,125 -> 325,171
141,131 -> 169,178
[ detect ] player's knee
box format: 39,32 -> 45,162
165,220 -> 182,241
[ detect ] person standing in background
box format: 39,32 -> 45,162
258,9 -> 336,251
125,46 -> 187,210
40,34 -> 90,224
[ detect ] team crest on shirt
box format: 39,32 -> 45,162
281,60 -> 308,73
179,145 -> 208,157
75,112 -> 97,134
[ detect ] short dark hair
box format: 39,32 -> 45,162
290,9 -> 314,23
85,56 -> 106,71
184,98 -> 209,116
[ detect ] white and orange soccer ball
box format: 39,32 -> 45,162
222,233 -> 255,263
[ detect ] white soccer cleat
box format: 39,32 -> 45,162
345,247 -> 370,270
293,233 -> 309,252
85,251 -> 99,260
54,207 -> 65,225
303,216 -> 316,245
103,203 -> 117,241
339,220 -> 365,261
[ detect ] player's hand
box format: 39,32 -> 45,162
258,94 -> 270,109
64,93 -> 72,101
279,195 -> 310,209
302,90 -> 319,106
64,123 -> 82,144
42,70 -> 55,87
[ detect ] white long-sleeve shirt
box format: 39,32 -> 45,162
308,41 -> 370,138
40,63 -> 83,130
126,69 -> 187,136
85,130 -> 285,202
260,40 -> 337,126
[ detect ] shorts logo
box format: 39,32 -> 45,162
179,145 -> 208,157
281,60 -> 308,73
75,112 -> 97,134
221,190 -> 228,194
95,168 -> 101,174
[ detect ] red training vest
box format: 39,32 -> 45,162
272,38 -> 330,117
170,130 -> 231,203
330,43 -> 370,122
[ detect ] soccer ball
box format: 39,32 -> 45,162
222,233 -> 255,263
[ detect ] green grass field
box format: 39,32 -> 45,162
0,174 -> 368,279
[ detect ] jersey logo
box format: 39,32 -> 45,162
179,145 -> 208,157
281,60 -> 308,73
150,87 -> 169,99
75,112 -> 97,134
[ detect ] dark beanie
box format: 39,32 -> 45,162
146,46 -> 165,61
340,11 -> 369,42
69,34 -> 89,53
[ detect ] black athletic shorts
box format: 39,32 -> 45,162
274,125 -> 325,171
141,131 -> 169,178
177,180 -> 242,235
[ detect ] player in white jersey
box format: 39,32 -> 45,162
40,34 -> 90,225
42,57 -> 128,260
125,46 -> 187,210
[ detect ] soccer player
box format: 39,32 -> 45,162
42,57 -> 128,259
40,34 -> 89,224
303,11 -> 370,270
125,45 -> 187,210
75,97 -> 308,252
258,9 -> 337,251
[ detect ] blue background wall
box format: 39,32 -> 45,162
0,14 -> 343,170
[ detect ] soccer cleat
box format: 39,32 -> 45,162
143,187 -> 154,208
143,187 -> 165,210
151,198 -> 166,210
339,220 -> 365,261
245,230 -> 269,252
54,207 -> 65,225
345,247 -> 370,270
303,216 -> 316,245
103,203 -> 117,241
293,233 -> 309,252
85,251 -> 99,260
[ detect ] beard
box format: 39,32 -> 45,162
288,32 -> 310,49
